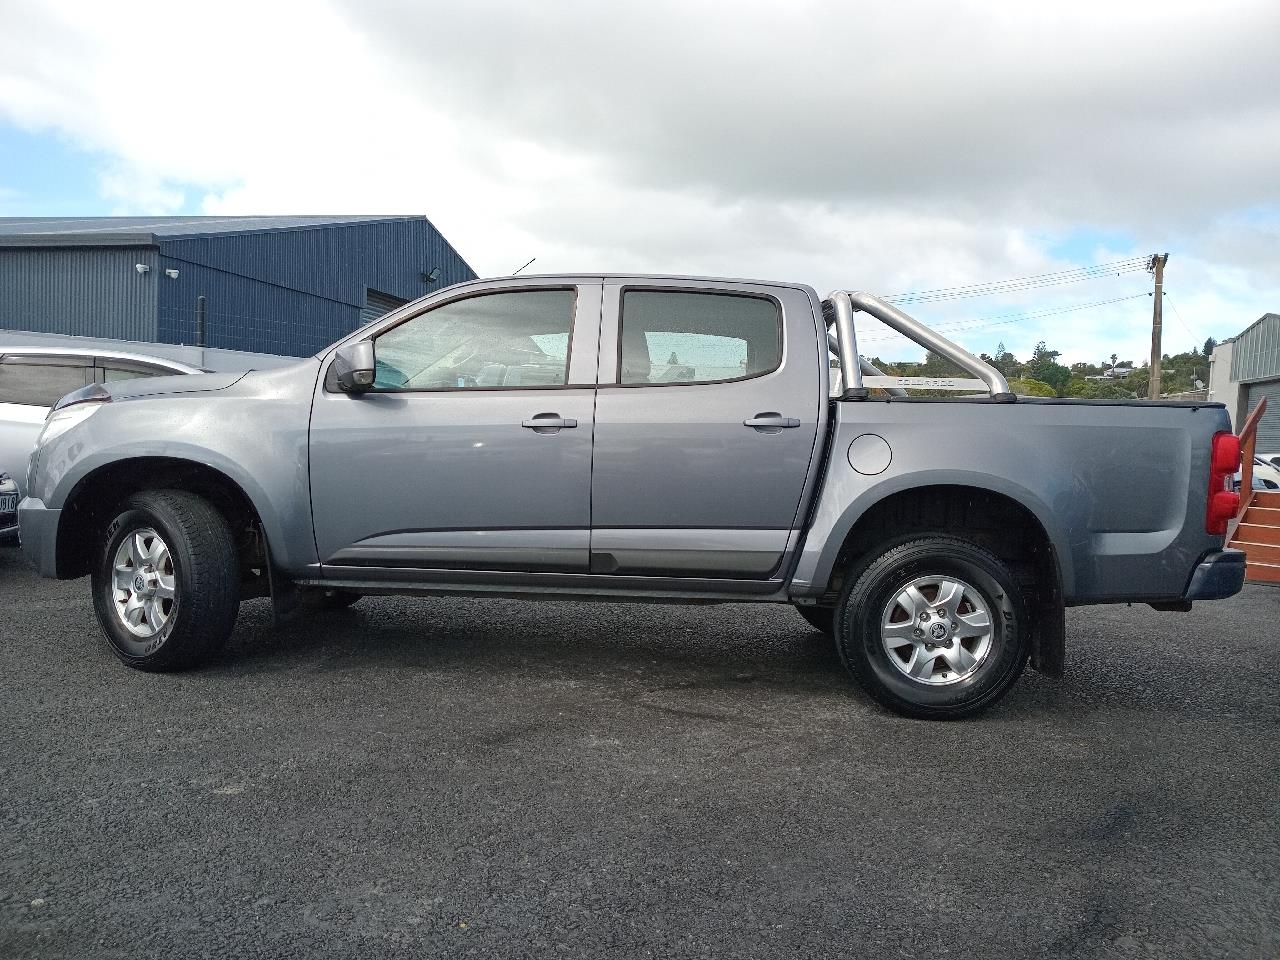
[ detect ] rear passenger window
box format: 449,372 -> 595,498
619,291 -> 781,385
0,359 -> 89,406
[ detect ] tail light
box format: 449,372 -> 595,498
1206,431 -> 1241,535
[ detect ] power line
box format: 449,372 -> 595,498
857,293 -> 1151,343
885,257 -> 1150,304
1161,292 -> 1200,347
886,257 -> 1148,301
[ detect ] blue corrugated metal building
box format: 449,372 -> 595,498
0,216 -> 477,356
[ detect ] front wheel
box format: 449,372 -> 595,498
91,490 -> 241,671
835,537 -> 1029,719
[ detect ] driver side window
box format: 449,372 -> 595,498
372,289 -> 576,391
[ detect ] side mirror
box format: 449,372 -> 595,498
333,341 -> 376,393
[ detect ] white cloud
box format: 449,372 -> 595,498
0,0 -> 1277,362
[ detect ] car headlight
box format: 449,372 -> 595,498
37,401 -> 105,446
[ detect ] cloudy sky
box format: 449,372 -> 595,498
1,0 -> 1277,364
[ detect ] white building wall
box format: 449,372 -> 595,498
1208,340 -> 1245,429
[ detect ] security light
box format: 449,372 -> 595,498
135,263 -> 150,274
165,269 -> 180,279
423,267 -> 441,283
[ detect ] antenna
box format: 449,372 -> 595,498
512,257 -> 536,276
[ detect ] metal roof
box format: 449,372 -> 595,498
0,216 -> 426,247
1230,313 -> 1280,384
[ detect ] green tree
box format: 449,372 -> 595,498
1079,379 -> 1136,400
1202,337 -> 1218,357
1026,341 -> 1072,396
1007,377 -> 1056,398
1127,367 -> 1150,397
920,350 -> 965,377
987,342 -> 1021,378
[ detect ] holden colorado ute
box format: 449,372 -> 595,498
18,275 -> 1246,718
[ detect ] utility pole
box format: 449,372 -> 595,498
1147,253 -> 1168,400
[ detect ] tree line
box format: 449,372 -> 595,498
864,337 -> 1219,399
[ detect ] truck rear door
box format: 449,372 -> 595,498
588,279 -> 824,579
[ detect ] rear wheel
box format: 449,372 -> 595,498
835,536 -> 1028,719
91,490 -> 240,671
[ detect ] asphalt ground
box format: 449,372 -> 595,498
0,547 -> 1276,960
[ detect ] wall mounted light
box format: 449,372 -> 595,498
165,269 -> 180,279
423,267 -> 441,283
135,263 -> 150,274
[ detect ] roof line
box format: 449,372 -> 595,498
154,215 -> 423,242
0,215 -> 429,246
0,234 -> 157,248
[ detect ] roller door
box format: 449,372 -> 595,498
1245,379 -> 1280,452
361,289 -> 408,326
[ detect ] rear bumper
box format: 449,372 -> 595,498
17,498 -> 60,577
1184,549 -> 1246,601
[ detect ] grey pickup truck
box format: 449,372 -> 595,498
18,275 -> 1246,717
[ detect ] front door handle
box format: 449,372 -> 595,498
744,413 -> 801,430
522,413 -> 578,432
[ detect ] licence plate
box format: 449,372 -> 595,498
0,494 -> 15,515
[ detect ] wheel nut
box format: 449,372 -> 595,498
914,628 -> 924,637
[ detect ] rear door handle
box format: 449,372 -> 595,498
522,414 -> 578,431
744,413 -> 801,429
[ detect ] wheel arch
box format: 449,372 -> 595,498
54,456 -> 271,581
810,475 -> 1071,597
816,480 -> 1068,678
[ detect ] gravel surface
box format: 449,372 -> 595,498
1,548 -> 1276,959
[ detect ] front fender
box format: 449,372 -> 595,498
31,374 -> 319,573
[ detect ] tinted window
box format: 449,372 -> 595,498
103,366 -> 163,382
620,291 -> 781,385
372,290 -> 575,390
102,368 -> 148,384
0,360 -> 88,406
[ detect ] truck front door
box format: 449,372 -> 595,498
309,281 -> 601,574
588,280 -> 823,580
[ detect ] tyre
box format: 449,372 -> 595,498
91,489 -> 240,671
794,604 -> 835,635
314,588 -> 362,610
834,536 -> 1028,719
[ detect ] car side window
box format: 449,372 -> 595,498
0,359 -> 90,406
102,366 -> 161,382
619,291 -> 781,385
371,289 -> 576,391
